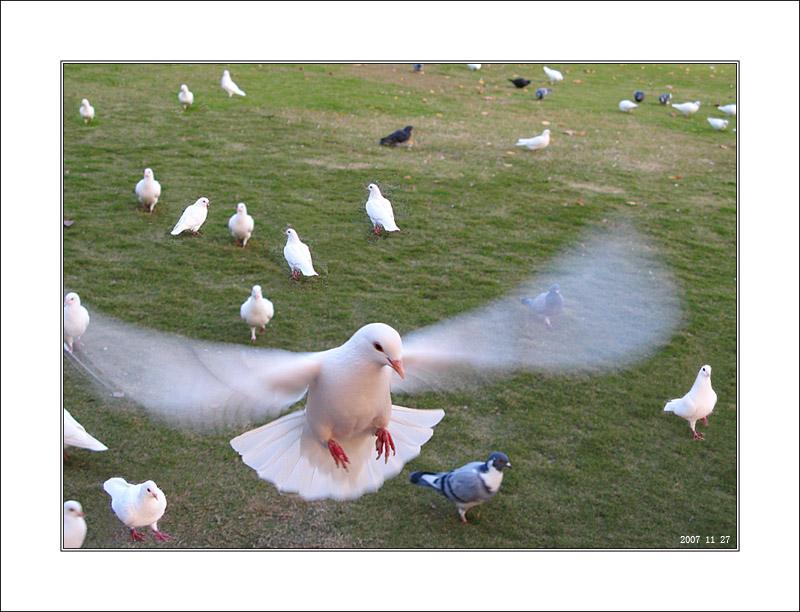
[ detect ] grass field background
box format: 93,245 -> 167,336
62,62 -> 737,549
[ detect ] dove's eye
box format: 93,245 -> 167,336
373,342 -> 384,352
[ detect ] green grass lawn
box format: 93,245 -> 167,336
62,62 -> 737,549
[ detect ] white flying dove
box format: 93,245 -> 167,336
79,98 -> 95,124
516,129 -> 551,152
619,99 -> 638,113
365,183 -> 401,235
221,69 -> 246,98
715,103 -> 736,116
543,66 -> 563,83
410,452 -> 511,523
64,292 -> 90,353
178,83 -> 194,110
135,168 -> 162,213
171,197 -> 210,235
240,285 -> 274,342
283,228 -> 318,279
228,202 -> 255,247
707,117 -> 729,131
521,283 -> 564,329
672,101 -> 701,117
663,365 -> 718,440
64,409 -> 108,452
63,501 -> 87,548
103,477 -> 169,542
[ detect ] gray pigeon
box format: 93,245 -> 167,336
409,452 -> 511,523
521,283 -> 564,329
535,87 -> 553,100
659,93 -> 673,105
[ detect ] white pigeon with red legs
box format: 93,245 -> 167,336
228,202 -> 255,247
240,285 -> 274,342
283,228 -> 318,279
64,292 -> 90,353
103,478 -> 170,542
178,83 -> 194,110
171,197 -> 210,235
663,364 -> 718,440
134,168 -> 162,213
365,183 -> 401,235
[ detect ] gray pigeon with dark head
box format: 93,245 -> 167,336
521,283 -> 564,329
409,452 -> 511,523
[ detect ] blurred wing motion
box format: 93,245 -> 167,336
72,224 -> 680,427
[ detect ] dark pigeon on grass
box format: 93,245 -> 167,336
509,77 -> 531,88
379,125 -> 413,146
659,93 -> 673,105
536,87 -> 553,100
634,91 -> 645,102
413,63 -> 423,72
521,283 -> 564,329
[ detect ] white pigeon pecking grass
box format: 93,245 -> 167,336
715,103 -> 736,116
672,101 -> 701,117
283,228 -> 318,279
103,478 -> 170,542
134,168 -> 162,213
516,129 -> 551,152
228,202 -> 255,247
707,117 -> 729,131
365,183 -> 401,235
619,99 -> 638,113
543,66 -> 563,83
64,292 -> 90,353
178,83 -> 194,110
171,197 -> 210,235
63,501 -> 87,548
240,285 -> 274,342
663,365 -> 718,440
79,98 -> 95,124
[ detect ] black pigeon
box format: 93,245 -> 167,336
634,91 -> 645,102
413,63 -> 423,72
508,78 -> 531,89
535,87 -> 553,100
379,125 -> 413,146
659,93 -> 673,105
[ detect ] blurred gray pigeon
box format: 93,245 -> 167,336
103,477 -> 170,542
413,63 -> 423,72
171,197 -> 210,235
535,87 -> 553,100
663,364 -> 718,440
521,283 -> 563,329
410,452 -> 512,523
509,78 -> 531,88
240,285 -> 274,342
634,91 -> 645,102
715,103 -> 736,116
659,93 -> 673,105
135,168 -> 162,213
672,101 -> 701,117
63,501 -> 87,548
64,292 -> 90,353
380,125 -> 413,146
79,98 -> 95,124
221,69 -> 246,97
178,84 -> 194,110
64,409 -> 108,452
543,65 -> 563,83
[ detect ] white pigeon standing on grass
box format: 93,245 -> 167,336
619,99 -> 638,113
64,292 -> 90,353
240,285 -> 274,342
672,101 -> 701,117
79,98 -> 95,124
63,501 -> 87,548
64,409 -> 108,452
543,66 -> 563,83
516,128 -> 551,152
103,478 -> 169,542
467,63 -> 482,71
178,84 -> 194,110
221,69 -> 246,97
663,365 -> 718,440
134,168 -> 162,213
715,103 -> 736,116
171,197 -> 210,235
409,452 -> 512,523
365,183 -> 401,235
283,228 -> 318,279
228,202 -> 255,247
707,117 -> 729,131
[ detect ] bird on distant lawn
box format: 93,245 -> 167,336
228,202 -> 255,247
240,285 -> 274,342
413,63 -> 423,72
171,197 -> 210,235
178,84 -> 194,110
536,87 -> 553,100
64,409 -> 108,452
63,501 -> 87,548
707,117 -> 729,131
516,128 -> 551,152
663,365 -> 718,440
221,69 -> 246,98
410,452 -> 512,523
509,78 -> 531,88
543,66 -> 563,83
672,101 -> 701,117
283,228 -> 318,279
365,183 -> 401,235
379,125 -> 413,146
135,168 -> 162,213
659,93 -> 673,105
521,283 -> 564,329
634,91 -> 645,102
64,292 -> 90,353
619,99 -> 638,113
467,64 -> 482,71
79,98 -> 95,124
715,103 -> 736,116
103,478 -> 170,542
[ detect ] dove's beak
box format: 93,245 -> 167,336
387,357 -> 405,379
152,492 -> 159,501
506,463 -> 512,469
77,511 -> 85,518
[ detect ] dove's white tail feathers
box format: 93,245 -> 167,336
231,405 -> 445,501
102,477 -> 131,499
64,409 -> 108,451
663,398 -> 681,414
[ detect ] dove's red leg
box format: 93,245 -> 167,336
153,530 -> 171,542
375,428 -> 396,463
373,225 -> 381,235
259,326 -> 266,333
328,440 -> 350,470
693,431 -> 705,440
291,270 -> 299,280
130,528 -> 146,542
701,417 -> 708,426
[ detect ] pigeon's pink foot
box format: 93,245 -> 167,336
131,528 -> 146,542
153,530 -> 171,542
250,336 -> 257,342
693,431 -> 705,441
328,439 -> 350,470
291,270 -> 299,280
375,428 -> 396,463
701,417 -> 708,426
461,518 -> 469,524
373,225 -> 381,235
544,319 -> 554,330
259,326 -> 266,333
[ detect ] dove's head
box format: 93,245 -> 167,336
699,365 -> 712,379
143,168 -> 153,178
196,197 -> 210,208
285,228 -> 298,240
236,202 -> 247,214
181,84 -> 188,91
252,285 -> 263,298
64,292 -> 81,307
488,452 -> 512,471
543,129 -> 551,136
223,70 -> 230,77
81,98 -> 90,106
367,183 -> 381,195
142,480 -> 162,501
549,283 -> 560,294
64,500 -> 84,519
353,323 -> 405,379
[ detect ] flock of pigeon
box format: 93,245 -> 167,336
617,87 -> 736,133
65,64 -> 721,546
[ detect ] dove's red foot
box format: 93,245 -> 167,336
250,337 -> 257,342
153,530 -> 171,542
701,417 -> 708,426
259,326 -> 266,333
461,517 -> 469,524
373,225 -> 381,235
291,270 -> 299,280
375,428 -> 396,463
131,528 -> 146,542
328,439 -> 350,470
693,431 -> 705,440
